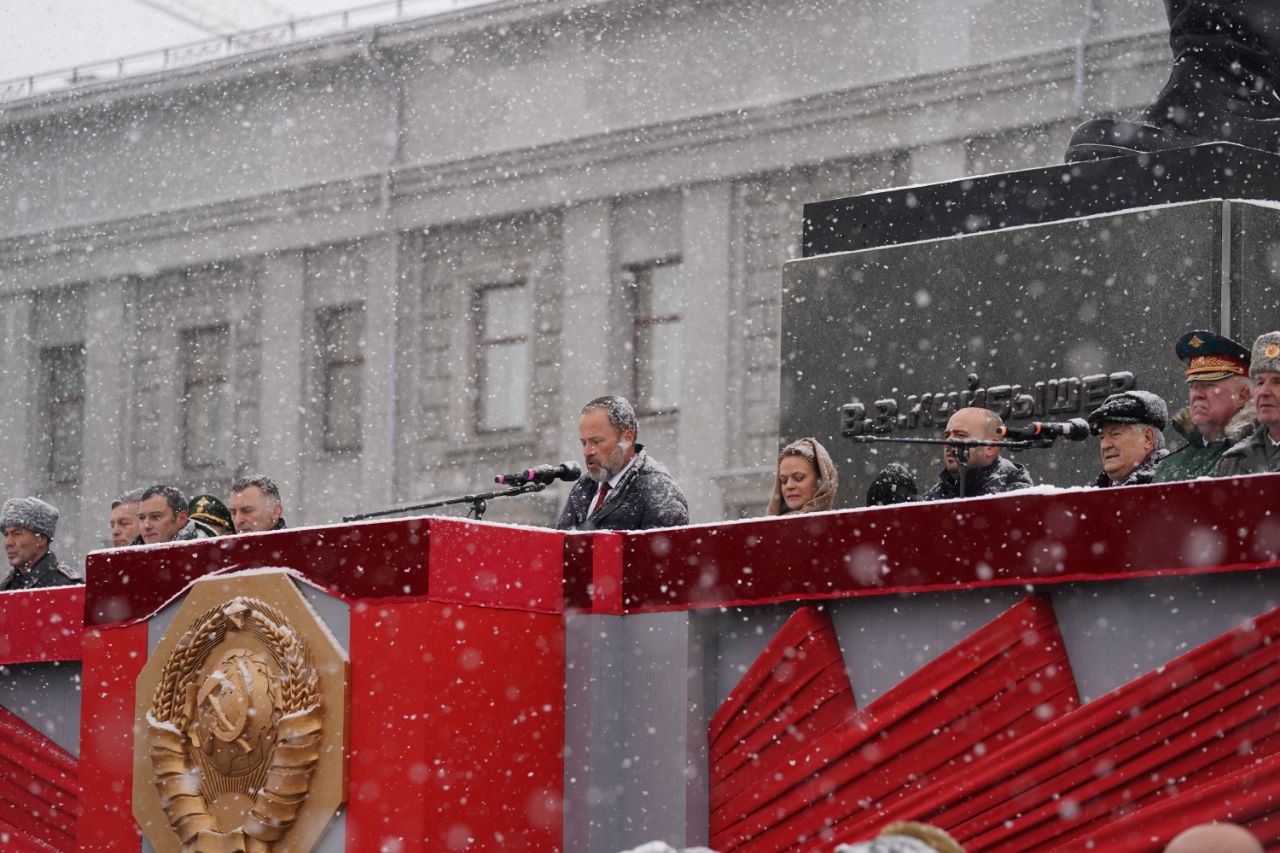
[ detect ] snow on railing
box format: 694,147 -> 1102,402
0,0 -> 503,106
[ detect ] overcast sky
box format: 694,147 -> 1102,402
0,0 -> 379,81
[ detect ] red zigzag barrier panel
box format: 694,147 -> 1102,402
828,600 -> 1280,851
709,605 -> 859,837
0,703 -> 79,850
1086,750 -> 1280,851
712,595 -> 1078,852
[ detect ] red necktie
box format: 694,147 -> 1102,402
591,482 -> 611,515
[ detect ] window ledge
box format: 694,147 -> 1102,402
446,433 -> 540,463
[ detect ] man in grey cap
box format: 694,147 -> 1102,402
1217,331 -> 1280,476
0,496 -> 80,591
1087,390 -> 1170,487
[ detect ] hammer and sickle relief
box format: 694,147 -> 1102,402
145,597 -> 324,853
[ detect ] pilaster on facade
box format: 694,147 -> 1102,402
78,278 -> 131,558
676,182 -> 733,524
0,292 -> 36,496
255,252 -> 307,525
557,200 -> 614,463
357,233 -> 400,511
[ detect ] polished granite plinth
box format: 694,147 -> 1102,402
782,198 -> 1280,504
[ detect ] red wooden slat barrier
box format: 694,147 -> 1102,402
708,605 -> 858,836
713,595 -> 1078,851
1084,751 -> 1280,851
0,704 -> 78,850
827,602 -> 1280,850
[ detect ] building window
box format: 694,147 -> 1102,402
626,258 -> 683,414
318,304 -> 365,452
181,325 -> 231,470
41,345 -> 85,484
474,282 -> 529,432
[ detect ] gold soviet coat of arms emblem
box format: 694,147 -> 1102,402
134,572 -> 348,853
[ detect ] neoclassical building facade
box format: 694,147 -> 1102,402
0,0 -> 1167,565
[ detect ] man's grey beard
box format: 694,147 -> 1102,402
587,444 -> 629,483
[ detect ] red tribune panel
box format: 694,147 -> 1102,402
83,517 -> 572,628
714,596 -> 1077,851
83,519 -> 433,627
617,474 -> 1280,612
0,586 -> 84,664
427,519 -> 565,612
562,534 -> 594,612
346,599 -> 564,853
826,600 -> 1280,851
76,623 -> 146,851
0,703 -> 78,850
562,531 -> 624,614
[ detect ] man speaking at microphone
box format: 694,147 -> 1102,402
555,395 -> 689,531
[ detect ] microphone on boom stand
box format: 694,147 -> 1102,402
495,462 -> 582,486
342,462 -> 581,523
997,418 -> 1091,442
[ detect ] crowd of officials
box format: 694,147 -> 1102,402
0,475 -> 285,591
552,327 -> 1280,529
3,328 -> 1278,592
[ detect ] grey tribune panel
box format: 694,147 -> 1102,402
0,660 -> 81,756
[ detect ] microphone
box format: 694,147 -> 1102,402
998,418 -> 1091,442
495,462 -> 582,486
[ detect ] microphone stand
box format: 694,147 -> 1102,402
342,482 -> 547,523
844,435 -> 1055,499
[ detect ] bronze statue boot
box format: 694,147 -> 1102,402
1067,0 -> 1280,161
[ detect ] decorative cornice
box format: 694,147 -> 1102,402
0,0 -> 631,122
0,28 -> 1168,285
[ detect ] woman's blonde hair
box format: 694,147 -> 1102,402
766,437 -> 838,515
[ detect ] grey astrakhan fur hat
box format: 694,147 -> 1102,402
1251,331 -> 1280,378
0,496 -> 59,540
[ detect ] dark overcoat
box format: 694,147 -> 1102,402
556,445 -> 689,531
0,550 -> 80,591
921,456 -> 1034,501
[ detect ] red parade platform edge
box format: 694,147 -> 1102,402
3,473 -> 1280,852
58,470 -> 1280,629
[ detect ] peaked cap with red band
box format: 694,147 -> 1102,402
1174,329 -> 1250,382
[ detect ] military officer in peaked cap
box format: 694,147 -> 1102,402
1153,330 -> 1255,482
0,496 -> 80,591
189,494 -> 234,537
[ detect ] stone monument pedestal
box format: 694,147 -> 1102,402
782,143 -> 1280,502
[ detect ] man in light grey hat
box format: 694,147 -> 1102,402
1217,331 -> 1280,477
0,496 -> 80,591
